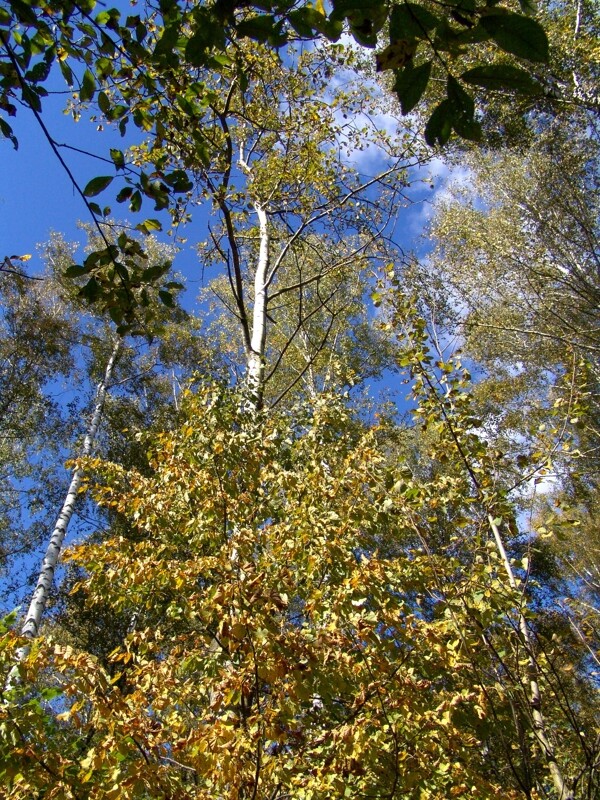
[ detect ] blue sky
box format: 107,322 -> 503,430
0,63 -> 445,310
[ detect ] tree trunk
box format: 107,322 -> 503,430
245,202 -> 269,412
488,514 -> 574,800
17,337 -> 121,648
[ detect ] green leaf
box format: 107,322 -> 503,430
425,100 -> 453,146
0,117 -> 17,149
130,190 -> 142,212
288,7 -> 343,40
136,218 -> 163,234
80,68 -> 96,102
59,59 -> 74,87
79,277 -> 102,303
164,170 -> 193,193
461,64 -> 542,94
447,74 -> 475,121
83,176 -> 114,197
116,186 -> 134,203
110,148 -> 126,169
98,91 -> 111,114
344,3 -> 388,47
113,261 -> 129,281
159,289 -> 174,307
64,264 -> 90,278
109,305 -> 124,324
236,15 -> 287,45
142,263 -> 170,282
518,0 -> 537,14
481,12 -> 549,63
186,29 -> 214,65
452,115 -> 482,141
394,60 -> 432,114
330,0 -> 385,19
389,3 -> 438,40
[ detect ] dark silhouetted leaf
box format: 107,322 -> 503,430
389,3 -> 438,40
481,12 -> 549,63
80,68 -> 96,102
425,100 -> 452,146
110,148 -> 125,169
83,176 -> 114,197
394,60 -> 432,114
462,64 -> 543,93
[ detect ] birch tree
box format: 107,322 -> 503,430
0,264 -> 77,597
144,41 -> 428,412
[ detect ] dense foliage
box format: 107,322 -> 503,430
1,0 -> 599,797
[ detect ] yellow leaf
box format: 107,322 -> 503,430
376,40 -> 417,72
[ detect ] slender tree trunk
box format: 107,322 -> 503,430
18,337 -> 121,644
245,202 -> 269,412
488,514 -> 574,800
415,364 -> 573,800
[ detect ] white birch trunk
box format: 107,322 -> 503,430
18,338 -> 121,645
488,514 -> 573,800
245,202 -> 269,412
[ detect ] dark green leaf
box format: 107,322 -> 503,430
425,100 -> 452,146
21,85 -> 41,112
98,91 -> 111,114
389,3 -> 438,40
79,277 -> 102,303
113,261 -> 129,281
10,0 -> 37,25
159,289 -> 174,307
142,263 -> 171,282
394,60 -> 431,114
163,170 -> 193,193
330,0 -> 385,19
461,64 -> 542,93
444,0 -> 476,12
288,7 -> 343,40
116,187 -> 134,203
110,148 -> 126,169
108,305 -> 124,324
83,175 -> 114,197
59,59 -> 74,87
64,264 -> 90,278
236,15 -> 287,45
452,114 -> 482,141
186,30 -> 215,65
447,74 -> 474,117
481,12 -> 549,63
518,0 -> 537,15
130,190 -> 142,212
0,117 -> 17,149
79,68 -> 96,102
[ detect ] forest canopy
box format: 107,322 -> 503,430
0,0 -> 599,798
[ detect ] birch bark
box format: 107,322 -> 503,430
245,202 -> 269,412
19,337 -> 121,644
488,514 -> 574,800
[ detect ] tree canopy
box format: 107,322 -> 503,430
1,0 -> 599,798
